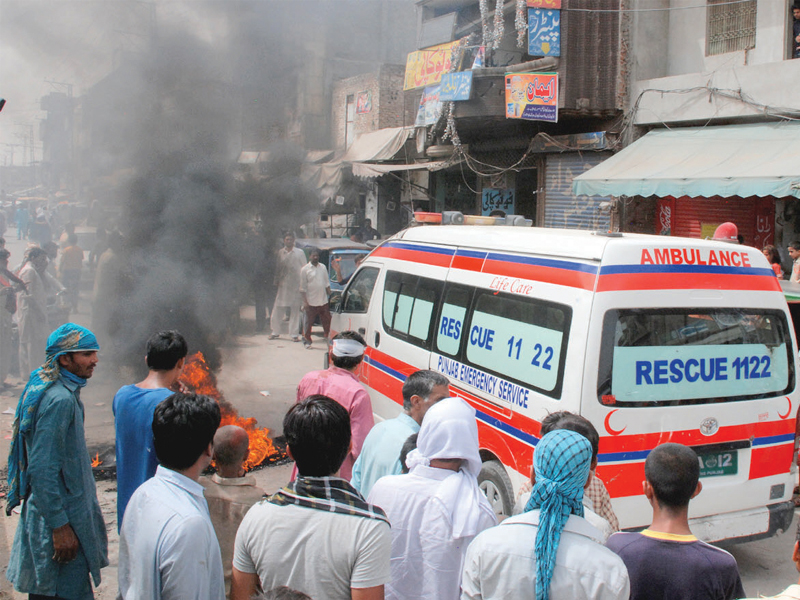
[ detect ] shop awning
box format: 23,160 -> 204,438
342,127 -> 413,163
572,122 -> 800,199
352,159 -> 455,178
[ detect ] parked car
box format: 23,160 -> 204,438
295,238 -> 371,297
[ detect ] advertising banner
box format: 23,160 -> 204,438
528,8 -> 561,56
415,85 -> 442,127
439,71 -> 473,101
505,73 -> 558,123
404,41 -> 458,90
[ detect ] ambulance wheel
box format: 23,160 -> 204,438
478,460 -> 514,521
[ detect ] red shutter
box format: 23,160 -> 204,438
656,196 -> 774,248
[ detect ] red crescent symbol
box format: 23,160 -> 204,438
604,410 -> 627,436
779,396 -> 792,420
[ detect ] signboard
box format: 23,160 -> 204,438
505,73 -> 558,123
439,71 -> 473,101
527,0 -> 561,7
415,85 -> 442,127
611,344 -> 789,403
528,8 -> 561,56
404,41 -> 458,90
356,91 -> 372,114
481,188 -> 515,216
529,131 -> 607,153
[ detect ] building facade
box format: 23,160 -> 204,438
576,0 -> 800,258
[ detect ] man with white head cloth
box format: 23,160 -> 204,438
368,397 -> 497,600
295,330 -> 374,481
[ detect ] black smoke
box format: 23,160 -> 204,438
101,25 -> 319,371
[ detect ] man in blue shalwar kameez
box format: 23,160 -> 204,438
6,323 -> 108,600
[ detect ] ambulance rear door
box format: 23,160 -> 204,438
581,236 -> 798,542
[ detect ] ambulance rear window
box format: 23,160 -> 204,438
598,308 -> 795,406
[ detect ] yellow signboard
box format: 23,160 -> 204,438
404,41 -> 459,91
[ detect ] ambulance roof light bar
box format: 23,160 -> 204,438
413,211 -> 533,227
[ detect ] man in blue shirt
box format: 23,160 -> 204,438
6,323 -> 108,599
351,370 -> 450,497
119,391 -> 225,600
112,330 -> 187,528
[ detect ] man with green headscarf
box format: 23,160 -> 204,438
460,429 -> 629,600
6,323 -> 108,600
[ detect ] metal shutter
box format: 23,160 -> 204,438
544,152 -> 612,230
671,196 -> 773,248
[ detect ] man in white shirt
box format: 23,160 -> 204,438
270,233 -> 307,341
232,395 -> 391,600
352,369 -> 450,497
368,397 -> 497,600
299,248 -> 331,348
118,392 -> 225,600
461,429 -> 629,600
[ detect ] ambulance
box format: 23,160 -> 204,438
330,215 -> 798,542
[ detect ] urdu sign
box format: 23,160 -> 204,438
404,41 -> 459,90
505,72 -> 558,123
439,71 -> 473,101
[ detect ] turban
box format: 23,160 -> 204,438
406,397 -> 496,538
6,323 -> 100,514
525,429 -> 593,600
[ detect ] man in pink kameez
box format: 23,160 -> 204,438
295,331 -> 374,480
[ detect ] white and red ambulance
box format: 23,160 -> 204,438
331,217 -> 798,542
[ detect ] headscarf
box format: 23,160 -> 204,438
405,397 -> 496,537
330,338 -> 365,357
6,323 -> 100,514
524,429 -> 593,600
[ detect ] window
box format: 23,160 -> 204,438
463,290 -> 571,398
436,285 -> 472,357
382,271 -> 443,348
598,308 -> 795,407
341,267 -> 379,313
706,0 -> 757,56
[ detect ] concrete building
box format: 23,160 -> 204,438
574,0 -> 800,255
323,0 -> 632,233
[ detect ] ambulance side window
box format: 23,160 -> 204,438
382,271 -> 443,349
435,286 -> 471,357
341,267 -> 379,313
463,290 -> 571,399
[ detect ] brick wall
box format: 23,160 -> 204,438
331,65 -> 407,151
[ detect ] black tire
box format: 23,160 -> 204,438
478,459 -> 515,521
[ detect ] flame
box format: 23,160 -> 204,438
91,453 -> 102,468
179,352 -> 281,471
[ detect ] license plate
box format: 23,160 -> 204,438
697,450 -> 738,478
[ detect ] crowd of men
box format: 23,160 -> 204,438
5,321 -> 800,600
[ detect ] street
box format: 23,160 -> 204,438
0,234 -> 795,598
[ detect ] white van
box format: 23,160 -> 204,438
331,222 -> 798,543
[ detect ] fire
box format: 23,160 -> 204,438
91,453 -> 102,468
179,352 -> 281,471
